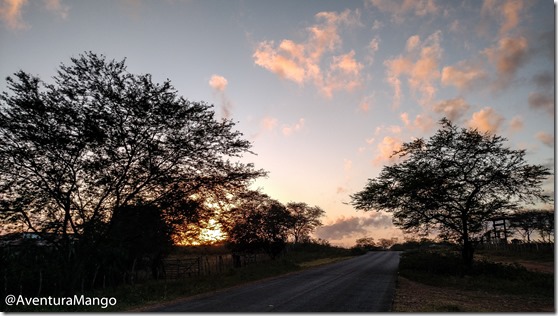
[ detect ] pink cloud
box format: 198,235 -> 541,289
384,31 -> 442,107
282,118 -> 305,136
253,9 -> 363,98
483,36 -> 529,90
441,60 -> 488,91
253,40 -> 307,84
508,115 -> 523,132
467,107 -> 504,134
405,35 -> 420,51
208,74 -> 228,92
261,116 -> 278,131
0,0 -> 70,30
0,0 -> 29,29
535,132 -> 554,148
481,0 -> 525,36
373,136 -> 403,165
528,92 -> 554,116
322,50 -> 363,97
43,0 -> 69,19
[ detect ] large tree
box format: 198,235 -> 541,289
222,191 -> 294,258
0,52 -> 265,257
350,118 -> 551,267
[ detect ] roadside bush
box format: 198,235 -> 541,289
399,249 -> 554,298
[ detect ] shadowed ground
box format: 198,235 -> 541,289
148,251 -> 400,312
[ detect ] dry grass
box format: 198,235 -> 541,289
392,256 -> 555,312
392,276 -> 554,312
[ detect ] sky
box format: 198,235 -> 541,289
0,0 -> 555,247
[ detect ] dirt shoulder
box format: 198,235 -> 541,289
392,259 -> 555,312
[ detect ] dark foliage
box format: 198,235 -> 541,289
222,191 -> 295,258
0,52 -> 265,296
351,118 -> 551,267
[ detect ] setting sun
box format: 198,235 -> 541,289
198,219 -> 226,244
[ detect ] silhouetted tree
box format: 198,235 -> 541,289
509,210 -> 541,243
534,210 -> 554,243
222,191 -> 294,258
286,202 -> 325,244
351,118 -> 551,268
355,237 -> 377,250
0,52 -> 265,291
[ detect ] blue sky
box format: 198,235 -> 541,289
0,0 -> 554,246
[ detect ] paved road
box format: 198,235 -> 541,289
150,251 -> 400,312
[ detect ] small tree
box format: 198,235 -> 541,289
509,210 -> 541,243
286,202 -> 325,244
351,118 -> 551,267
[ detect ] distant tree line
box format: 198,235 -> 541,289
508,209 -> 554,243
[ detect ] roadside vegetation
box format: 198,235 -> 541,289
392,243 -> 554,312
3,241 -> 354,312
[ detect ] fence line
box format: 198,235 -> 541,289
161,253 -> 269,279
478,242 -> 554,252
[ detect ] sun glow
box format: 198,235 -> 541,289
173,218 -> 227,246
198,219 -> 226,244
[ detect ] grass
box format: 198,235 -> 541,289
393,248 -> 554,312
3,243 -> 353,312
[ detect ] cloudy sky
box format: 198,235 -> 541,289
0,0 -> 554,246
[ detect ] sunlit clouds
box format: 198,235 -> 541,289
209,74 -> 233,119
467,107 -> 505,134
281,118 -> 305,136
0,0 -> 28,29
441,60 -> 487,92
253,9 -> 363,98
536,132 -> 554,148
0,0 -> 68,29
209,74 -> 228,92
384,31 -> 442,108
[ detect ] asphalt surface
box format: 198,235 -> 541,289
150,251 -> 401,312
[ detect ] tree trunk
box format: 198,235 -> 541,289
462,239 -> 474,269
461,215 -> 474,269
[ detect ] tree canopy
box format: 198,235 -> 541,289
0,52 -> 266,292
350,118 -> 551,267
286,202 -> 325,244
0,52 -> 265,242
221,190 -> 294,258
